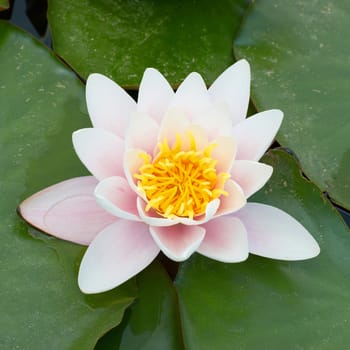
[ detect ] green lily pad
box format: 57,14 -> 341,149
234,0 -> 350,209
175,149 -> 350,349
96,261 -> 184,350
48,0 -> 249,87
0,21 -> 136,349
0,0 -> 9,11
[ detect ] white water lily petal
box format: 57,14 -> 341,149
214,180 -> 246,217
78,220 -> 160,294
137,68 -> 174,124
150,224 -> 205,261
231,160 -> 273,198
126,112 -> 159,154
232,109 -> 283,161
157,108 -> 191,147
192,102 -> 233,139
137,197 -> 179,227
180,124 -> 209,151
174,200 -> 220,226
211,136 -> 237,173
73,128 -> 124,181
158,110 -> 209,151
209,59 -> 250,126
94,176 -> 140,221
235,203 -> 320,260
86,73 -> 136,138
137,197 -> 220,227
19,176 -> 116,245
169,72 -> 211,121
123,148 -> 147,196
199,216 -> 249,262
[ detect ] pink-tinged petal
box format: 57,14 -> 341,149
176,200 -> 221,225
180,124 -> 208,151
73,128 -> 124,181
157,108 -> 190,147
211,136 -> 236,173
44,197 -> 117,246
178,199 -> 221,226
137,197 -> 180,227
137,68 -> 174,124
209,59 -> 250,126
198,216 -> 249,262
232,110 -> 283,161
19,177 -> 116,245
94,176 -> 140,221
126,112 -> 159,154
235,203 -> 320,260
192,102 -> 233,139
231,160 -> 273,198
124,148 -> 147,196
86,73 -> 136,138
157,109 -> 208,151
169,72 -> 211,121
215,180 -> 246,217
149,224 -> 205,261
78,220 -> 160,293
137,197 -> 220,227
202,199 -> 221,221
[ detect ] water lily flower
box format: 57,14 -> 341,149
19,60 -> 320,294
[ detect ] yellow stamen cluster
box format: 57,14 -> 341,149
134,133 -> 230,219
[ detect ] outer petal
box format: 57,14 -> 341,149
232,109 -> 283,161
73,128 -> 125,181
126,112 -> 159,155
231,160 -> 273,198
198,216 -> 249,262
94,176 -> 140,221
137,68 -> 174,124
19,177 -> 116,245
86,73 -> 136,138
78,220 -> 160,294
235,203 -> 320,260
149,224 -> 205,261
169,72 -> 211,121
209,59 -> 250,126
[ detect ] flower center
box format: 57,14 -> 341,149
134,132 -> 230,219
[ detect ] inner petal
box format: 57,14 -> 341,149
134,131 -> 230,220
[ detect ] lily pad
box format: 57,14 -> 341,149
0,21 -> 136,349
175,149 -> 350,349
234,0 -> 350,209
48,0 -> 249,87
96,261 -> 184,350
0,0 -> 9,11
